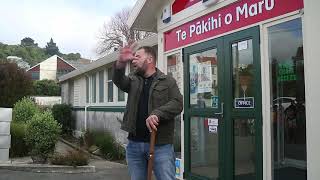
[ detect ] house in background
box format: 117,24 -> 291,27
26,55 -> 77,81
6,56 -> 30,70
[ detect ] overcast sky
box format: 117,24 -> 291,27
0,0 -> 136,60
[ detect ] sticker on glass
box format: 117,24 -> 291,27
211,96 -> 219,108
208,118 -> 218,126
238,40 -> 248,51
209,125 -> 218,133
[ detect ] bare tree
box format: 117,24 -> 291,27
97,8 -> 154,55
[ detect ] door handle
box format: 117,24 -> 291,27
215,102 -> 224,118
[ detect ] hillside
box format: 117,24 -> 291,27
0,37 -> 82,66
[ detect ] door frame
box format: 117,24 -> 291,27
183,26 -> 262,180
183,37 -> 224,180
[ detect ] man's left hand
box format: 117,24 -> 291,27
146,115 -> 159,132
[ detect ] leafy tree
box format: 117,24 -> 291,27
97,8 -> 154,54
62,53 -> 81,60
21,37 -> 38,47
33,79 -> 61,96
45,38 -> 60,56
0,60 -> 34,107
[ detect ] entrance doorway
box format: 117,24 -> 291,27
183,27 -> 262,180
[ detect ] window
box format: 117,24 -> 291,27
31,72 -> 40,80
99,70 -> 104,103
268,18 -> 306,180
107,67 -> 113,102
91,74 -> 96,103
166,52 -> 182,158
86,76 -> 89,103
118,88 -> 125,101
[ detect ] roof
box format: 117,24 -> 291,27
127,0 -> 165,32
59,35 -> 158,83
66,58 -> 92,69
26,55 -> 76,72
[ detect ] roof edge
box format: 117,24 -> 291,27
127,0 -> 147,29
59,35 -> 158,83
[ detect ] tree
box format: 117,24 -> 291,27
97,8 -> 154,55
45,38 -> 60,56
0,60 -> 34,108
62,53 -> 81,60
21,37 -> 38,47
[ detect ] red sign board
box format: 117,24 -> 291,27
172,0 -> 201,15
165,0 -> 304,52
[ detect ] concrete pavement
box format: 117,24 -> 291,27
0,166 -> 130,180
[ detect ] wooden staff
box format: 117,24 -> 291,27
147,131 -> 156,180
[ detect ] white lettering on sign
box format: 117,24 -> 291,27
175,0 -> 275,42
238,100 -> 252,106
236,0 -> 275,21
188,15 -> 222,39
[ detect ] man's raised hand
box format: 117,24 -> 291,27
117,42 -> 137,68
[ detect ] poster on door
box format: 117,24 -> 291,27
198,61 -> 212,93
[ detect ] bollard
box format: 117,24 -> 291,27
0,108 -> 12,163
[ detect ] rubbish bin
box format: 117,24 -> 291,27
0,108 -> 12,163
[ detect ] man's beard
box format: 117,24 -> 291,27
135,62 -> 147,77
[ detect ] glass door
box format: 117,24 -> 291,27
184,38 -> 224,180
223,27 -> 262,180
184,26 -> 262,180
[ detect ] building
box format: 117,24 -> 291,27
27,55 -> 76,81
6,56 -> 30,70
126,0 -> 319,180
58,36 -> 158,142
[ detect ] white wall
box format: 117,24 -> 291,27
303,0 -> 320,179
33,96 -> 61,106
0,108 -> 12,163
73,110 -> 128,145
40,56 -> 57,80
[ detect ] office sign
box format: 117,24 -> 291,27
234,97 -> 254,108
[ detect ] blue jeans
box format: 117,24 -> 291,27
126,140 -> 176,180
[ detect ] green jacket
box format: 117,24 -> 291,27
112,65 -> 183,144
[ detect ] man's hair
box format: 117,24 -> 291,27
137,46 -> 157,63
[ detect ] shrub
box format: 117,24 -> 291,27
52,104 -> 73,134
33,79 -> 60,96
50,150 -> 89,167
10,123 -> 30,157
82,130 -> 94,148
0,61 -> 34,108
13,97 -> 39,123
25,111 -> 62,162
93,131 -> 125,160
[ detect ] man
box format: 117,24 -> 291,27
112,44 -> 183,180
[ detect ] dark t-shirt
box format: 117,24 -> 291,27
128,74 -> 155,142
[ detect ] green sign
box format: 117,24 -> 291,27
277,63 -> 296,82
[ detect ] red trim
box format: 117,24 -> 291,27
28,65 -> 40,72
57,58 -> 75,70
172,0 -> 201,15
